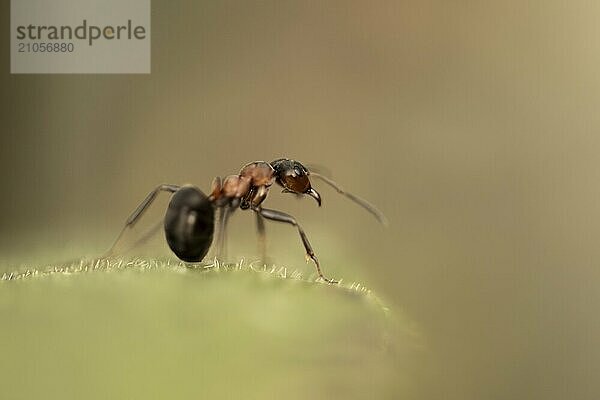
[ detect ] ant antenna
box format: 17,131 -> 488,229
309,172 -> 389,226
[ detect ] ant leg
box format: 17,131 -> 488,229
252,207 -> 338,284
255,212 -> 267,264
126,184 -> 180,226
214,207 -> 226,259
104,184 -> 180,257
215,206 -> 233,261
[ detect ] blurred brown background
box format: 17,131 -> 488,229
1,1 -> 599,399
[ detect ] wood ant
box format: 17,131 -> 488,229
105,159 -> 387,283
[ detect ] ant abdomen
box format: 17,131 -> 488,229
164,185 -> 215,262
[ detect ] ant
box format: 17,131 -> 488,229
105,158 -> 387,283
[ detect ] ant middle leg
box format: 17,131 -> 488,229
104,184 -> 180,257
251,206 -> 338,284
255,212 -> 267,264
214,205 -> 234,261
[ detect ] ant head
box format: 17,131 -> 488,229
270,158 -> 321,206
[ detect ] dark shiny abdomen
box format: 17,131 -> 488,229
164,185 -> 215,262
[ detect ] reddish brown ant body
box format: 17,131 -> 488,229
106,158 -> 386,283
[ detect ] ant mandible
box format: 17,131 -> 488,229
105,158 -> 387,284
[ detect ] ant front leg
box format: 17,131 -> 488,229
104,184 -> 180,257
251,206 -> 338,284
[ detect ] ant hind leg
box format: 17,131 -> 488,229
103,184 -> 180,257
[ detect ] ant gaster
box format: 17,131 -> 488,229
106,158 -> 387,283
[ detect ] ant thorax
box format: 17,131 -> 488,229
239,161 -> 275,187
210,161 -> 275,208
